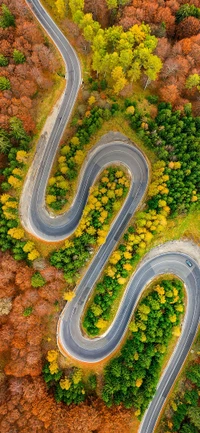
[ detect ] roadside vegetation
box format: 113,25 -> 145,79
156,331 -> 200,433
102,278 -> 184,414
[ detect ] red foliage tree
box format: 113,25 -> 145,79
176,16 -> 200,40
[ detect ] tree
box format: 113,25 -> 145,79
185,74 -> 200,90
0,4 -> 15,28
31,272 -> 46,288
176,4 -> 200,23
69,0 -> 84,17
55,0 -> 67,18
176,17 -> 200,39
13,49 -> 26,64
0,53 -> 8,66
106,0 -> 118,9
63,290 -> 76,301
9,117 -> 30,141
8,228 -> 25,240
0,76 -> 11,90
0,129 -> 11,153
112,66 -> 127,94
187,407 -> 200,430
159,85 -> 179,106
28,249 -> 40,261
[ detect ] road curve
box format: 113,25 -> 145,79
21,2 -> 148,242
23,2 -> 200,433
58,252 -> 200,363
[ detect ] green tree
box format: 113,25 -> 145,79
180,424 -> 198,433
13,49 -> 26,64
9,117 -> 30,142
0,76 -> 11,90
0,129 -> 11,153
106,0 -> 118,9
185,74 -> 200,90
187,407 -> 200,429
0,4 -> 15,28
0,53 -> 8,66
176,4 -> 200,23
23,306 -> 33,317
31,272 -> 46,288
69,0 -> 84,17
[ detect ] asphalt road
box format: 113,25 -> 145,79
23,2 -> 200,433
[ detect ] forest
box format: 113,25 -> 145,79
0,0 -> 199,433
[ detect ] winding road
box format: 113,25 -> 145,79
22,1 -> 200,432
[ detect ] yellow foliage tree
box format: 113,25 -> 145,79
140,332 -> 147,342
12,168 -> 23,177
64,239 -> 74,248
97,236 -> 106,246
126,105 -> 135,115
176,304 -> 184,312
134,352 -> 139,360
96,318 -> 107,329
169,314 -> 177,323
172,326 -> 181,337
135,409 -> 141,417
72,369 -> 82,385
88,95 -> 96,106
61,145 -> 70,155
16,150 -> 28,163
23,241 -> 35,253
136,378 -> 143,388
55,0 -> 66,18
46,195 -> 56,204
8,175 -> 21,188
129,321 -> 138,332
0,194 -> 10,204
109,251 -> 121,264
60,377 -> 71,390
49,361 -> 59,375
48,177 -> 56,186
71,136 -> 80,146
63,291 -> 76,301
117,277 -> 127,285
74,150 -> 85,165
123,263 -> 132,271
123,251 -> 132,260
8,227 -> 24,239
47,350 -> 58,363
28,249 -> 40,261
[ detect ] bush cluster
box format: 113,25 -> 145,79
43,351 -> 86,405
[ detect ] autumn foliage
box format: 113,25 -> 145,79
0,0 -> 60,132
83,0 -> 200,113
0,251 -> 134,432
